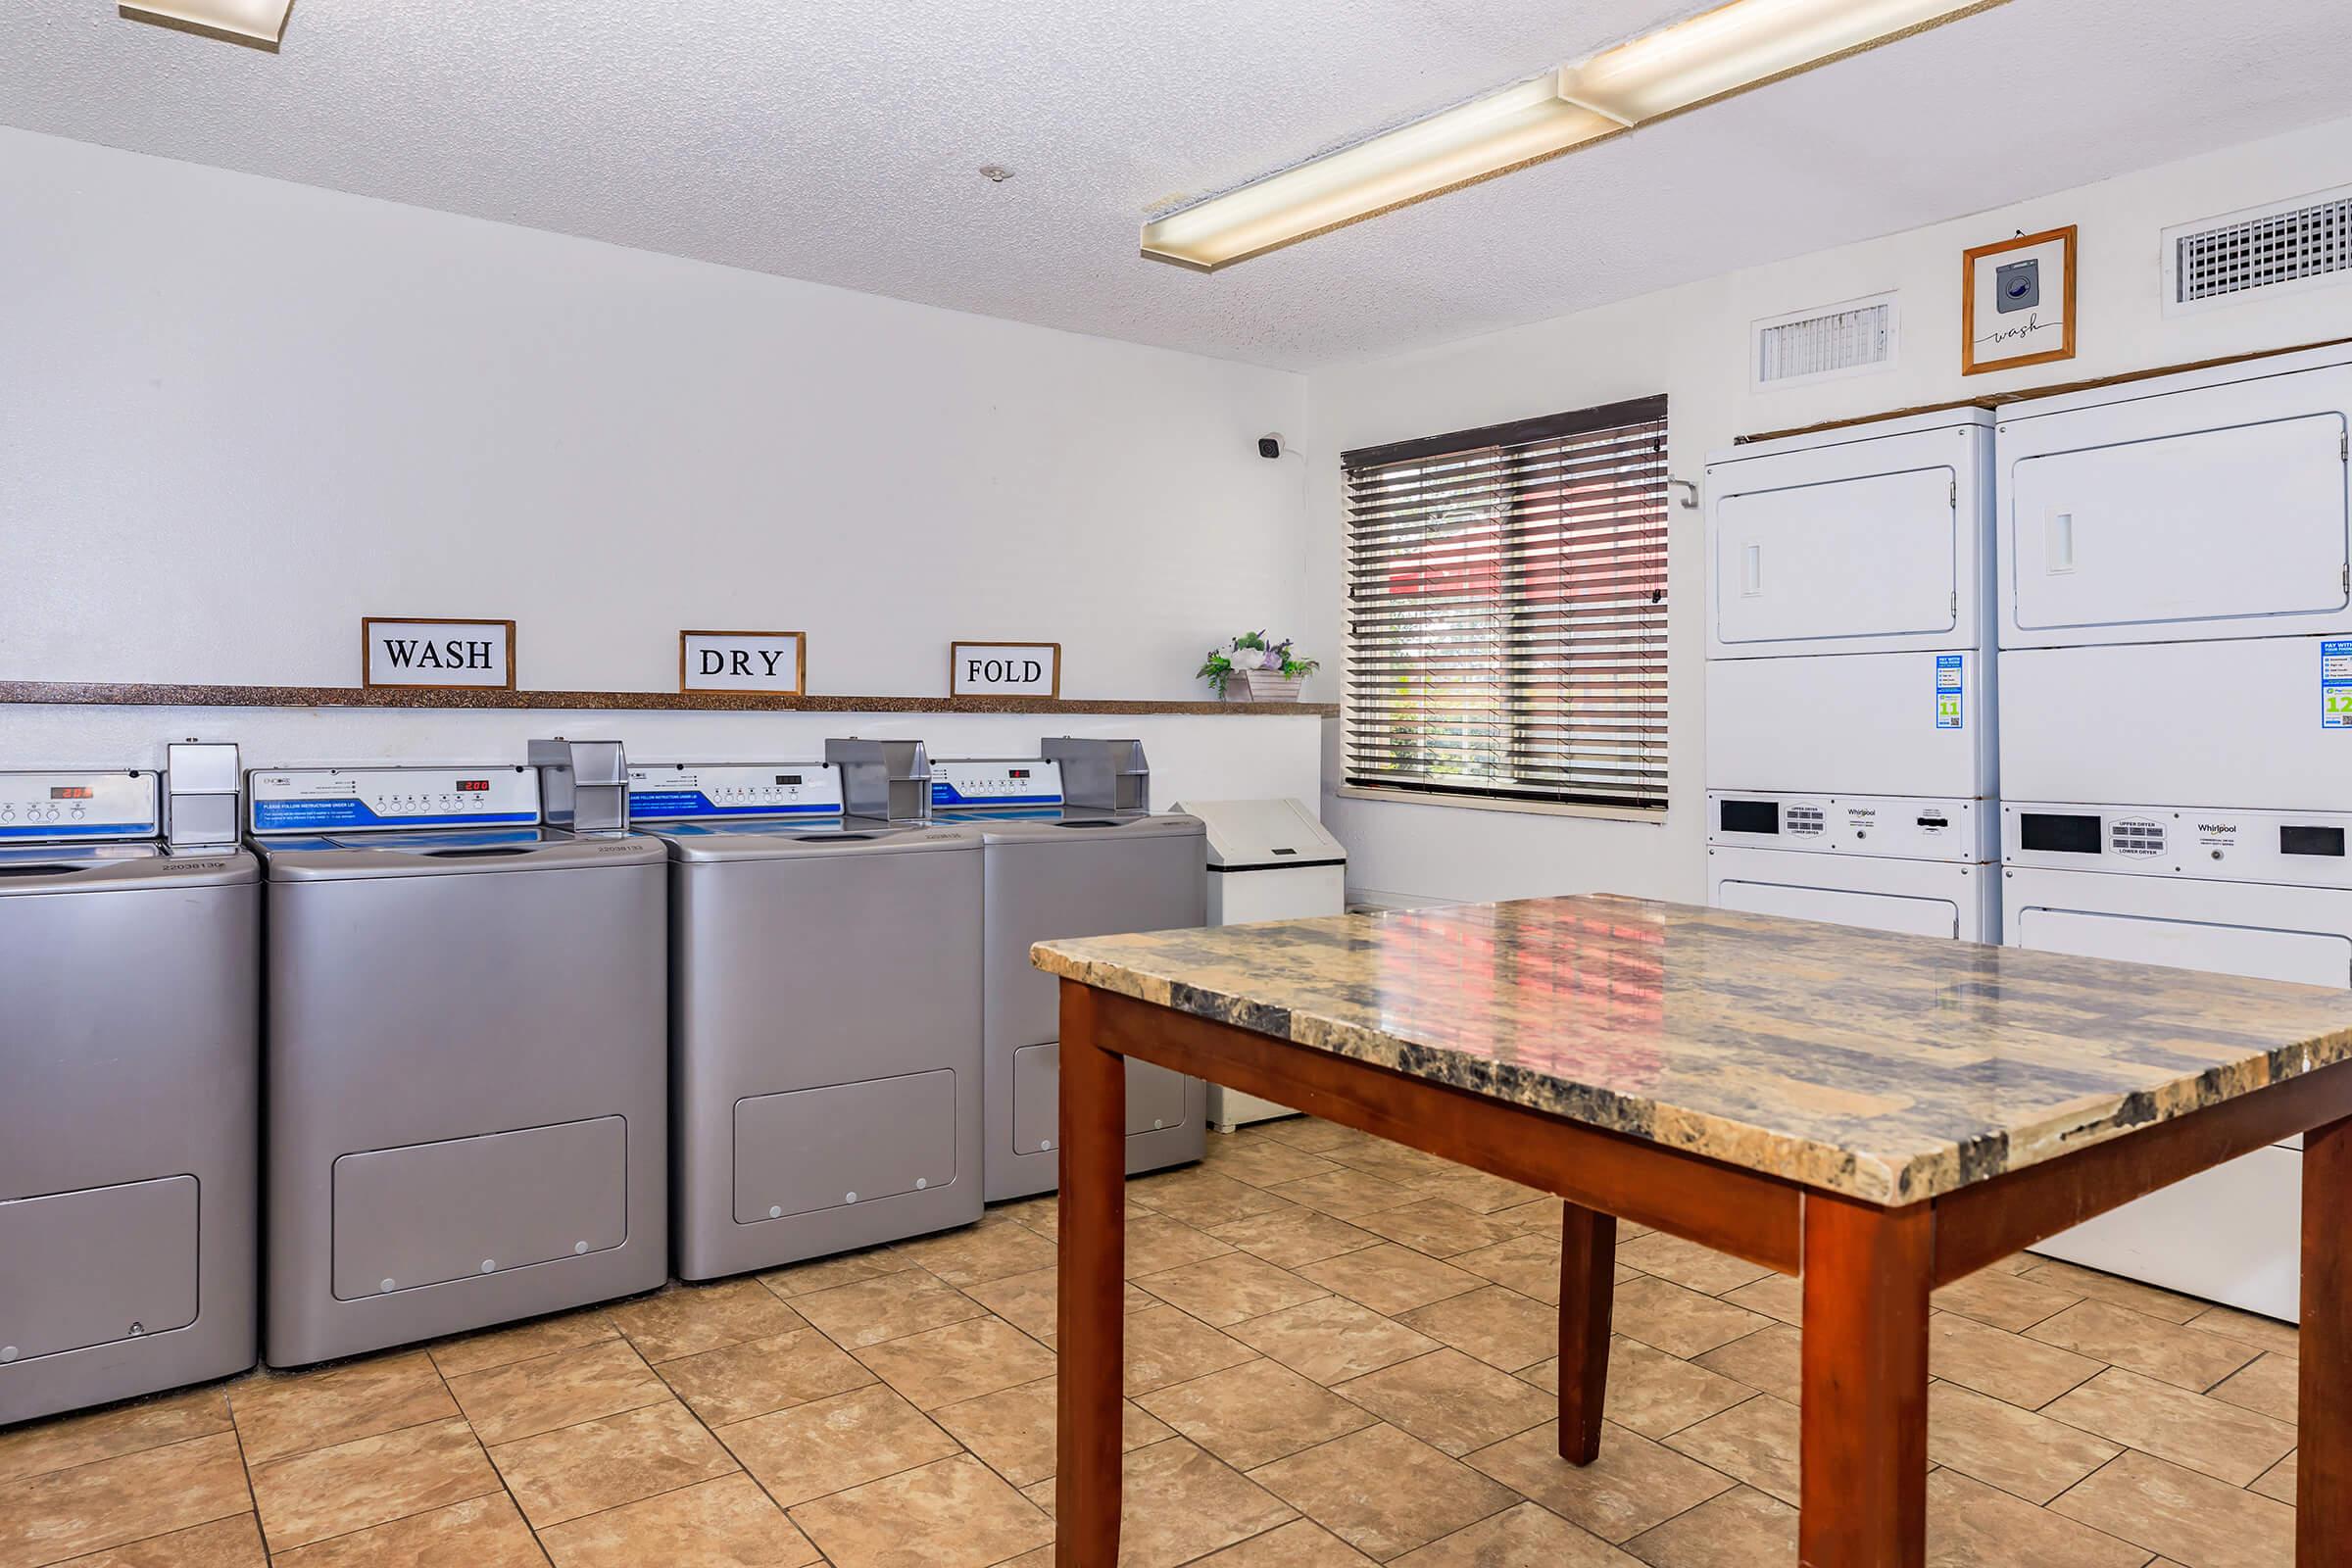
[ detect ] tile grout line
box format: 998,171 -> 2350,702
428,1336 -> 564,1565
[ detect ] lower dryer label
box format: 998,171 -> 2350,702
2326,639 -> 2351,730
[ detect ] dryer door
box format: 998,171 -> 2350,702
2011,907 -> 2352,989
2000,356 -> 2352,648
1717,878 -> 1959,940
1712,466 -> 1958,653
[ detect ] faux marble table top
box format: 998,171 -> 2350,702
1032,896 -> 2352,1204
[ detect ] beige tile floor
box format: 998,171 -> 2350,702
0,1116 -> 2306,1567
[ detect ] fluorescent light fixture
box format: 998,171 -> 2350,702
1142,0 -> 2003,271
120,0 -> 293,52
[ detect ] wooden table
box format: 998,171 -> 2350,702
1033,896 -> 2352,1566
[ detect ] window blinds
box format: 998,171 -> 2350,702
1342,394 -> 1670,809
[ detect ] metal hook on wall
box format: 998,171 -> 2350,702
1669,478 -> 1699,511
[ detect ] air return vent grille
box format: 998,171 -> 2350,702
2166,187 -> 2352,313
1750,292 -> 1897,390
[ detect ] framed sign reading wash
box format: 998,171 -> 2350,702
1962,224 -> 2077,375
361,617 -> 516,690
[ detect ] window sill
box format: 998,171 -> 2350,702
1334,785 -> 1668,824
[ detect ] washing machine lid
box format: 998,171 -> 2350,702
251,826 -> 666,880
930,807 -> 1204,842
0,840 -> 258,895
650,818 -> 980,861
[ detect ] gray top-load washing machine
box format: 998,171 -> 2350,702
247,743 -> 667,1366
629,757 -> 984,1279
920,738 -> 1206,1200
1,743 -> 258,1426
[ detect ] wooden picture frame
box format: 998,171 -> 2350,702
950,641 -> 1062,699
678,630 -> 808,696
1962,225 -> 2077,375
361,616 -> 517,691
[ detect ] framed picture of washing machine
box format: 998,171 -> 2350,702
950,641 -> 1061,699
360,616 -> 516,690
1962,224 -> 2076,375
679,629 -> 808,695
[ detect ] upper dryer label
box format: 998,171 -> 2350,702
0,770 -> 159,841
626,763 -> 843,820
249,768 -> 540,832
931,760 -> 1064,808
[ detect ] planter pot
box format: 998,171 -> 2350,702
1226,670 -> 1304,702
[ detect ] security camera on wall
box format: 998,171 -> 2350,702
1257,434 -> 1284,459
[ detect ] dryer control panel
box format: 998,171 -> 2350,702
627,763 -> 844,820
931,760 -> 1065,808
1707,791 -> 1990,862
0,770 -> 159,840
249,767 -> 541,833
2004,802 -> 2352,889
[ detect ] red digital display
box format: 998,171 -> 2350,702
457,779 -> 491,792
1009,768 -> 1030,779
50,787 -> 94,800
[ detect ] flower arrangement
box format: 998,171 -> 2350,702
1198,631 -> 1320,700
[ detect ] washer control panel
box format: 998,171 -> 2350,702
2005,803 -> 2352,889
931,760 -> 1065,808
627,762 -> 844,820
249,767 -> 540,833
0,770 -> 159,840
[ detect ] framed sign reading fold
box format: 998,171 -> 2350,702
951,641 -> 1061,699
361,617 -> 517,690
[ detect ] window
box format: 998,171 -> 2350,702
1342,395 -> 1669,811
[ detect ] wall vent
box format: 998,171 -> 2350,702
1750,291 -> 1897,390
2164,185 -> 2352,315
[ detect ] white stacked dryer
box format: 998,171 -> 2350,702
1705,410 -> 2000,941
1997,343 -> 2352,1320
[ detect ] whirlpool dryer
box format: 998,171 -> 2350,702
917,738 -> 1207,1200
248,753 -> 667,1366
629,760 -> 984,1279
1,745 -> 257,1425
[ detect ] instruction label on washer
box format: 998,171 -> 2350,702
2327,640 -> 2352,729
1936,655 -> 1964,729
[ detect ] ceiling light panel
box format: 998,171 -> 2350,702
1142,76 -> 1619,271
120,0 -> 293,52
1143,0 -> 2003,271
1558,0 -> 1999,123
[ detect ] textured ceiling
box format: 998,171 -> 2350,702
4,0 -> 2347,368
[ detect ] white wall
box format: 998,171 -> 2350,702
0,126 -> 1319,791
1306,113 -> 2352,909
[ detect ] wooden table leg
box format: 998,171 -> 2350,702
1798,1193 -> 1931,1568
2301,1113 -> 2352,1564
1055,982 -> 1127,1568
1557,1201 -> 1616,1464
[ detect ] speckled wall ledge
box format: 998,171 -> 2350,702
0,681 -> 1337,718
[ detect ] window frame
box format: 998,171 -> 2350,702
1339,395 -> 1671,819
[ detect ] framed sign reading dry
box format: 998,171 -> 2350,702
1963,225 -> 2076,375
679,630 -> 808,695
362,617 -> 516,690
951,641 -> 1061,699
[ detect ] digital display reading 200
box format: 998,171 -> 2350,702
456,780 -> 491,792
50,787 -> 94,800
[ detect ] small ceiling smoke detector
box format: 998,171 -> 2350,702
978,165 -> 1016,183
121,0 -> 293,51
